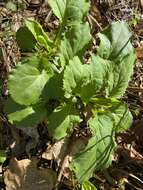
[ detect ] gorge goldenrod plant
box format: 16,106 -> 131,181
4,0 -> 136,184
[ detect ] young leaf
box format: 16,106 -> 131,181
80,55 -> 111,102
63,56 -> 90,98
63,56 -> 110,102
60,23 -> 91,66
4,98 -> 47,128
82,181 -> 97,190
8,57 -> 50,106
97,21 -> 134,60
0,150 -> 6,163
16,26 -> 36,52
48,103 -> 80,140
25,19 -> 52,50
107,52 -> 136,98
41,73 -> 64,100
48,0 -> 90,23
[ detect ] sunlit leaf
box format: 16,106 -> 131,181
4,98 -> 47,128
82,181 -> 97,190
0,150 -> 6,163
8,57 -> 50,105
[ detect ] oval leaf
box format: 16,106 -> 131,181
48,103 -> 80,140
8,58 -> 49,106
4,98 -> 47,128
16,26 -> 36,52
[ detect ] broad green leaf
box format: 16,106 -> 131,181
71,102 -> 133,182
97,21 -> 134,60
25,19 -> 52,50
16,26 -> 36,51
107,52 -> 136,98
4,98 -> 47,128
63,22 -> 136,101
96,21 -> 137,98
48,0 -> 90,23
108,102 -> 133,132
71,113 -> 115,182
6,1 -> 17,11
87,53 -> 136,100
82,181 -> 97,190
41,73 -> 64,100
63,56 -> 90,98
8,57 -> 49,106
48,103 -> 80,139
0,150 -> 6,163
48,0 -> 66,22
80,55 -> 111,102
64,52 -> 136,102
63,56 -> 110,102
60,23 -> 91,66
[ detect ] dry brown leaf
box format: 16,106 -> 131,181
42,139 -> 68,165
42,137 -> 86,166
41,137 -> 86,184
4,158 -> 56,190
136,46 -> 143,59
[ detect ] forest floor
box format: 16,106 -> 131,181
0,0 -> 143,190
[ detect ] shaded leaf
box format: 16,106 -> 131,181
25,19 -> 52,50
60,23 -> 91,66
4,98 -> 47,128
41,73 -> 64,100
48,103 -> 80,140
16,27 -> 36,52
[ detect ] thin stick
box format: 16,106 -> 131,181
128,87 -> 143,92
88,14 -> 103,31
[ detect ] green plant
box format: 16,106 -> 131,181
82,181 -> 97,190
0,150 -> 6,163
4,0 -> 136,185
